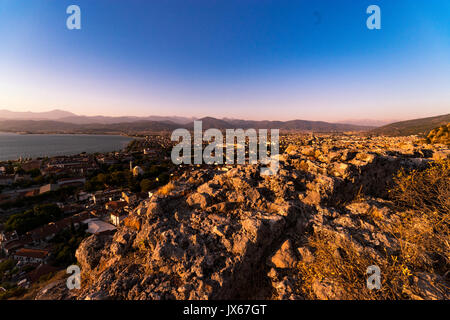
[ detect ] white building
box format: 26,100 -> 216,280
85,219 -> 117,234
110,212 -> 127,227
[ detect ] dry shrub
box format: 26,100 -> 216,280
388,159 -> 450,274
426,124 -> 450,146
389,159 -> 449,216
298,160 -> 449,299
156,181 -> 175,195
366,206 -> 384,221
298,229 -> 411,300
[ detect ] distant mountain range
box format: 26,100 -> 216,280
0,110 -> 373,134
192,117 -> 372,131
0,109 -> 196,125
371,114 -> 450,136
0,118 -> 372,134
336,119 -> 398,127
0,109 -> 390,127
0,109 -> 75,121
0,109 -> 447,136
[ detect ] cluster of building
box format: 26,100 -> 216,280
0,210 -> 90,288
0,155 -> 99,205
0,187 -> 153,288
0,136 -> 176,291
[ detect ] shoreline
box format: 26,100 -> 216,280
0,134 -> 135,162
0,130 -> 135,138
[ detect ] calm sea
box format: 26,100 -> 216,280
0,133 -> 133,161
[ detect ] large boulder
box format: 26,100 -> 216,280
75,234 -> 111,273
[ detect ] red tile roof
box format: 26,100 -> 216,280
14,248 -> 49,259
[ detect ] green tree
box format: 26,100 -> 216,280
5,204 -> 62,234
140,179 -> 154,192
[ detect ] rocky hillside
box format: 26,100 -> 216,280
36,135 -> 449,300
371,114 -> 450,137
0,116 -> 372,134
189,117 -> 373,131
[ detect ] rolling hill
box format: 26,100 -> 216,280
371,114 -> 450,136
0,120 -> 179,134
0,117 -> 373,135
0,109 -> 74,120
186,117 -> 373,131
0,109 -> 196,125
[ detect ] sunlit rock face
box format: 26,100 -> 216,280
37,135 -> 449,300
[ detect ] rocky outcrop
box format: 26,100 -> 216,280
37,135 -> 449,300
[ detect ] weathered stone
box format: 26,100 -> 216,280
75,234 -> 111,273
269,240 -> 297,269
51,134 -> 449,301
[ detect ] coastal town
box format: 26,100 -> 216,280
0,134 -> 177,298
1,128 -> 448,299
33,131 -> 448,300
0,130 -> 320,298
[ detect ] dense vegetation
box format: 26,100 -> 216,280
0,259 -> 26,300
85,163 -> 170,193
50,224 -> 88,267
0,186 -> 77,213
4,204 -> 63,234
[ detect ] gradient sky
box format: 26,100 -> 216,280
0,0 -> 449,121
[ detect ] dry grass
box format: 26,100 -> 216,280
297,229 -> 411,299
156,181 -> 175,195
297,159 -> 450,299
366,206 -> 384,221
389,159 -> 449,216
425,124 -> 450,146
388,159 -> 450,274
11,270 -> 67,300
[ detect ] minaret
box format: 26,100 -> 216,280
130,160 -> 133,172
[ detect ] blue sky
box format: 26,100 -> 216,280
0,0 -> 449,121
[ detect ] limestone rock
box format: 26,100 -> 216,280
269,240 -> 297,269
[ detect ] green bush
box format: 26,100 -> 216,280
4,204 -> 62,234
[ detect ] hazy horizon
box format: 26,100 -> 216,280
1,1 -> 449,122
0,107 -> 413,125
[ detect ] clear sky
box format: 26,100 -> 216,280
0,0 -> 449,121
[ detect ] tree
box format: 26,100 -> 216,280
5,204 -> 62,234
158,172 -> 170,185
140,179 -> 154,192
27,168 -> 41,178
0,259 -> 15,274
